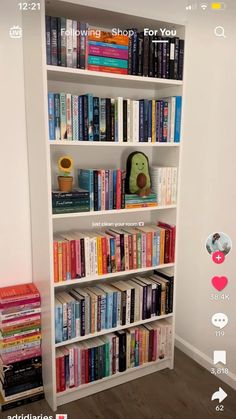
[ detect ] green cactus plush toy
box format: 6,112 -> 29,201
125,151 -> 151,197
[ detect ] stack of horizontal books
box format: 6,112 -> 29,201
52,188 -> 90,214
0,283 -> 43,411
125,193 -> 157,209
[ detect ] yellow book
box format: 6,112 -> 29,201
1,333 -> 41,349
152,100 -> 156,142
96,236 -> 103,275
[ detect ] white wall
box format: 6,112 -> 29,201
0,0 -> 235,386
0,0 -> 32,284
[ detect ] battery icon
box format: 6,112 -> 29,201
211,2 -> 226,9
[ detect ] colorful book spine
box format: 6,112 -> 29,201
88,56 -> 128,69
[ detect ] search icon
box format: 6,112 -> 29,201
214,26 -> 226,37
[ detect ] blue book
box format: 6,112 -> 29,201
74,300 -> 80,336
48,93 -> 55,140
110,236 -> 116,272
55,299 -> 63,343
143,99 -> 149,142
90,347 -> 95,382
93,97 -> 100,141
139,100 -> 144,142
106,292 -> 113,329
152,231 -> 158,266
71,301 -> 76,339
78,169 -> 93,210
112,291 -> 117,328
86,94 -> 94,141
78,95 -> 83,140
88,40 -> 128,50
174,96 -> 182,142
88,55 -> 128,69
101,294 -> 106,330
147,100 -> 152,142
54,93 -> 60,140
156,100 -> 161,142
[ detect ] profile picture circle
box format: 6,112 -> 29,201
206,232 -> 232,256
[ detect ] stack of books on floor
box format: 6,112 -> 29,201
55,269 -> 174,342
53,221 -> 176,282
0,283 -> 43,411
45,16 -> 184,80
88,30 -> 129,75
78,168 -> 126,211
52,188 -> 90,214
48,91 -> 182,143
150,167 -> 178,205
125,193 -> 157,209
56,319 -> 172,392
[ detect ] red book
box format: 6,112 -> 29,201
0,283 -> 40,303
87,64 -> 128,75
116,169 -> 122,209
70,239 -> 76,279
62,241 -> 67,281
157,222 -> 176,262
53,241 -> 59,282
1,313 -> 41,325
60,355 -> 65,392
56,355 -> 61,392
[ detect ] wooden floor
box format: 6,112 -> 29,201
2,349 -> 236,419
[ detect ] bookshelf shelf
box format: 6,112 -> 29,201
47,65 -> 183,89
54,263 -> 175,288
57,358 -> 170,406
23,0 -> 185,411
52,205 -> 177,219
50,140 -> 180,147
55,313 -> 173,347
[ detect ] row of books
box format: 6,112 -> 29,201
0,284 -> 44,411
48,92 -> 182,143
45,16 -> 184,80
151,166 -> 178,206
53,222 -> 176,282
56,319 -> 172,392
55,269 -> 174,343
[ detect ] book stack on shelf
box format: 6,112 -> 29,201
88,30 -> 129,74
150,166 -> 178,205
56,318 -> 172,393
125,193 -> 158,209
52,188 -> 90,214
53,222 -> 176,282
45,16 -> 184,80
48,92 -> 182,142
0,284 -> 44,411
55,270 -> 174,342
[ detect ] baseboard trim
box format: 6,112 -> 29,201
175,335 -> 236,390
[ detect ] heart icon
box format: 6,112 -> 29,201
212,276 -> 228,291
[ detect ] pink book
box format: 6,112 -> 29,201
74,346 -> 78,387
0,298 -> 40,310
1,313 -> 41,325
80,347 -> 86,384
88,45 -> 128,60
1,301 -> 41,315
1,349 -> 41,364
75,239 -> 81,278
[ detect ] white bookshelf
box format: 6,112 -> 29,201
22,0 -> 185,411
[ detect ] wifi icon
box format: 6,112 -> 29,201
200,3 -> 208,10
